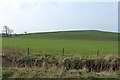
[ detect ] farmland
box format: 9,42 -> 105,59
2,30 -> 118,57
2,30 -> 119,78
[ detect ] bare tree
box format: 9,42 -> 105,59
2,26 -> 14,37
2,26 -> 9,36
8,29 -> 13,36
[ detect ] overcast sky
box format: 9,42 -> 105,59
0,0 -> 118,33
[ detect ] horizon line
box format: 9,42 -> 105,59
0,29 -> 119,34
28,29 -> 119,34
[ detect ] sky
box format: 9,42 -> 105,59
0,0 -> 118,33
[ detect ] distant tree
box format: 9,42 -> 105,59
8,29 -> 14,36
24,32 -> 27,34
2,26 -> 9,36
2,26 -> 14,37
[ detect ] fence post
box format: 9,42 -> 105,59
62,48 -> 65,56
96,49 -> 99,57
28,47 -> 30,55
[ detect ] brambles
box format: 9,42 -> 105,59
62,58 -> 83,70
2,53 -> 120,73
2,53 -> 120,78
2,67 -> 118,78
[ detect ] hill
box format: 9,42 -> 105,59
15,30 -> 118,41
2,30 -> 118,57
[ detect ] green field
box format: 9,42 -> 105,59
2,30 -> 118,57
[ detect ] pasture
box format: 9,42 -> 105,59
2,30 -> 119,78
2,30 -> 118,57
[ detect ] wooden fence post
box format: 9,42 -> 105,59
28,47 -> 30,55
96,49 -> 99,57
62,48 -> 65,56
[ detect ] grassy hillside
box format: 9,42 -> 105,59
15,30 -> 118,41
2,30 -> 118,57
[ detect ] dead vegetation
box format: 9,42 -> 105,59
2,51 -> 120,78
2,52 -> 120,73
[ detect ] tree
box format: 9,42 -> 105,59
2,26 -> 14,37
8,29 -> 13,36
24,32 -> 27,34
2,26 -> 9,36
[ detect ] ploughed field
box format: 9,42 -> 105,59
2,30 -> 118,57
